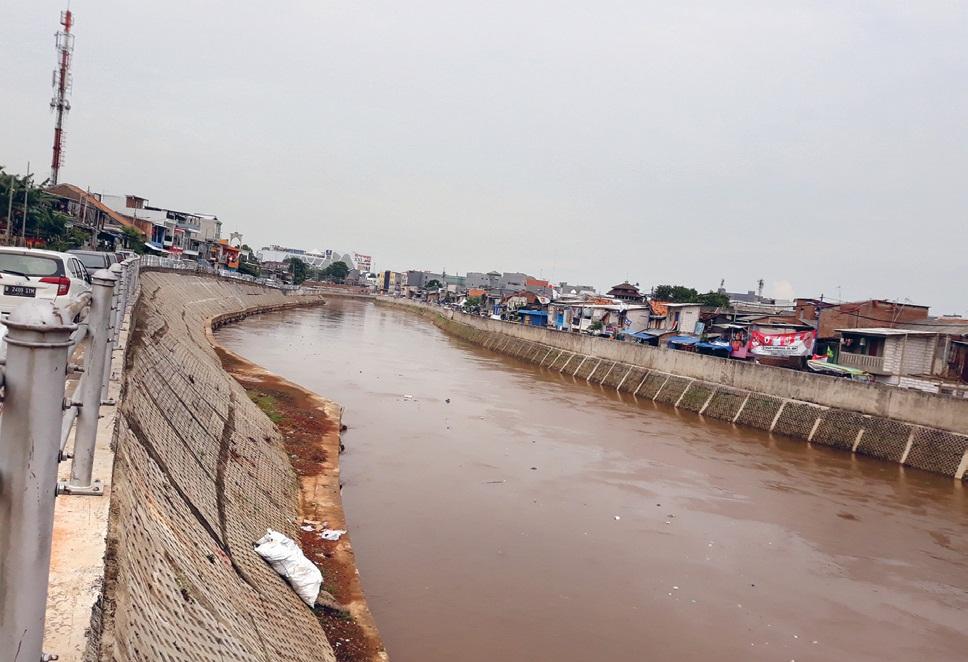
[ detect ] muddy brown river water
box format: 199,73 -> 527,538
216,298 -> 968,662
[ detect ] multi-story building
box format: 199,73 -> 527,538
99,193 -> 222,260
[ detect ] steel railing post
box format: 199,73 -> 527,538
60,268 -> 117,496
111,263 -> 125,343
101,263 -> 124,403
0,301 -> 74,662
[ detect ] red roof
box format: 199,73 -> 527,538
46,183 -> 148,237
526,279 -> 550,288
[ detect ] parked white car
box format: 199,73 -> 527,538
0,247 -> 93,321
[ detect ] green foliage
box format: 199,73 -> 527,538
425,279 -> 442,289
121,225 -> 146,254
238,260 -> 260,277
588,320 -> 603,331
0,167 -> 71,246
286,256 -> 308,284
696,291 -> 730,307
464,295 -> 483,309
44,223 -> 88,253
317,260 -> 350,282
652,284 -> 699,303
651,285 -> 728,307
248,390 -> 284,424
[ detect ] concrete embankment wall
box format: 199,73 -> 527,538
92,271 -> 335,661
378,297 -> 968,480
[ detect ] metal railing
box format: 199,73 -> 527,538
139,254 -> 305,292
0,256 -> 141,662
838,351 -> 886,373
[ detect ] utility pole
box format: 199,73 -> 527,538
21,162 -> 30,246
5,174 -> 14,244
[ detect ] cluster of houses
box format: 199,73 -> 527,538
377,269 -> 968,398
45,183 -> 245,270
253,245 -> 372,282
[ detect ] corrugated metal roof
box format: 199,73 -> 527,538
836,327 -> 937,337
667,335 -> 700,345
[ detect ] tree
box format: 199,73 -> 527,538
286,256 -> 308,284
696,291 -> 730,307
121,225 -> 146,254
327,260 -> 350,281
653,284 -> 699,303
238,261 -> 261,277
464,295 -> 483,310
652,284 -> 730,307
425,279 -> 442,290
317,260 -> 350,282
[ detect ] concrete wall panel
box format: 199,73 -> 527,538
574,357 -> 599,380
679,382 -> 715,413
905,429 -> 968,476
618,368 -> 649,394
702,388 -> 746,421
602,364 -> 631,389
735,394 -> 783,431
638,373 -> 668,400
856,418 -> 912,463
590,360 -> 617,384
655,376 -> 692,406
773,402 -> 825,440
812,409 -> 866,451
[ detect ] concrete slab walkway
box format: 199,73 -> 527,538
43,309 -> 130,660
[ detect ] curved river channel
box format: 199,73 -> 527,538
216,298 -> 968,662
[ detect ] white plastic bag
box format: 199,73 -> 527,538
254,529 -> 322,607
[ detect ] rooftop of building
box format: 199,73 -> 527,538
836,327 -> 937,337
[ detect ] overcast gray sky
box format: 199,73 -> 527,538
4,1 -> 966,313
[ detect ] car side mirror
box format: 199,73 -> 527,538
84,272 -> 92,284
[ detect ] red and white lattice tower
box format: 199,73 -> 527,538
50,7 -> 75,185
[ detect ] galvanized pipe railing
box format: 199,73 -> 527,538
60,268 -> 117,495
139,253 -> 302,292
0,255 -> 140,662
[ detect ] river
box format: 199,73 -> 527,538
216,298 -> 968,662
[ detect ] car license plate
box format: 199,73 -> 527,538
4,285 -> 36,297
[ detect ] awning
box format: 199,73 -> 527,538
667,335 -> 700,347
182,250 -> 199,257
625,330 -> 660,345
695,341 -> 732,357
807,359 -> 871,382
144,241 -> 170,254
517,309 -> 548,317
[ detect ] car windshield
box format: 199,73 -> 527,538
74,253 -> 108,269
0,253 -> 61,277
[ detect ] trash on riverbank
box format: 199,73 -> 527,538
254,529 -> 322,606
320,529 -> 347,541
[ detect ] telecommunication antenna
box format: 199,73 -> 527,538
50,6 -> 75,185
